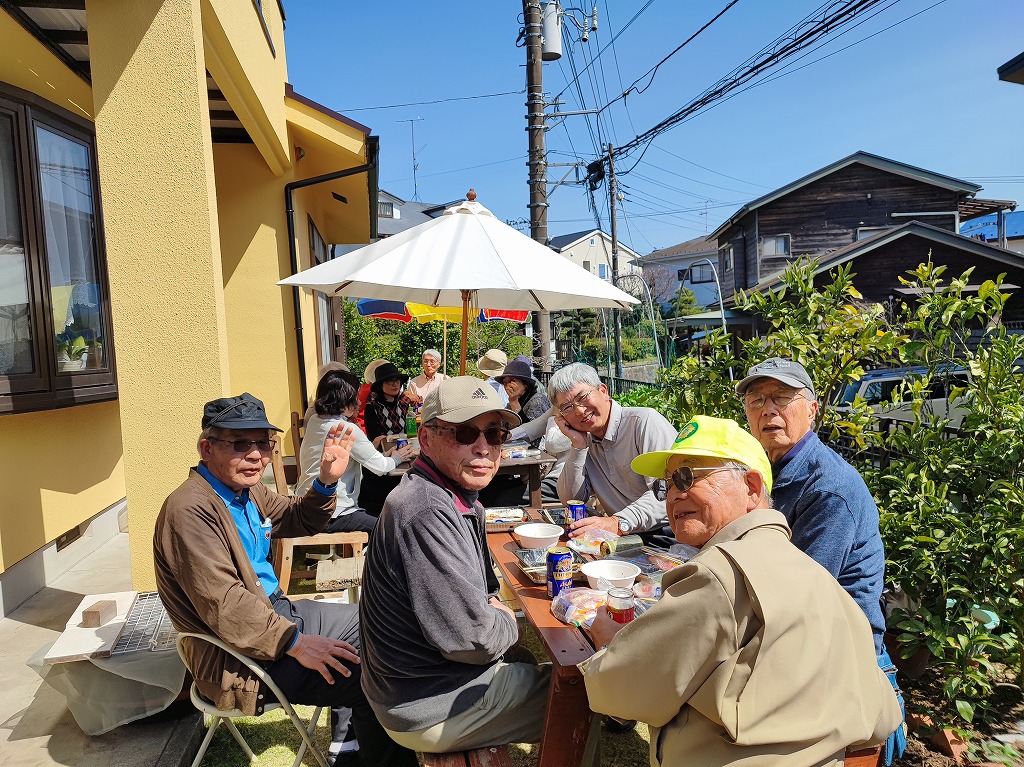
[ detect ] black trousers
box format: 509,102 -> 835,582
266,597 -> 417,767
325,509 -> 379,534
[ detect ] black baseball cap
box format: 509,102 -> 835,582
202,393 -> 282,431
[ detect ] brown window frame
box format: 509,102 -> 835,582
0,83 -> 117,414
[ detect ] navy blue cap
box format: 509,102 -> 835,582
202,393 -> 281,431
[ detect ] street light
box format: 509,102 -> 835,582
616,272 -> 664,371
680,257 -> 733,381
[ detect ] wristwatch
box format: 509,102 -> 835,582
616,516 -> 631,534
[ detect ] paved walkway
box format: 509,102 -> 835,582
0,533 -> 198,767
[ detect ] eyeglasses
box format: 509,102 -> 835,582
208,437 -> 274,454
380,377 -> 403,385
743,391 -> 806,410
427,422 -> 511,446
557,387 -> 598,417
653,466 -> 738,501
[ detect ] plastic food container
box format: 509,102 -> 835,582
580,560 -> 642,589
513,523 -> 563,550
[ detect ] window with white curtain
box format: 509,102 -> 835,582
0,85 -> 115,413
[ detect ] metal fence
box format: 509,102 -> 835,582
535,370 -> 657,397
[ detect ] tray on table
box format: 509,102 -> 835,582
513,547 -> 588,585
484,506 -> 530,533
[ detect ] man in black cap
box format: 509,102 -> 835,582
153,393 -> 417,767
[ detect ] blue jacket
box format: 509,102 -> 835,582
773,432 -> 886,654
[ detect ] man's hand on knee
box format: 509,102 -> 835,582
286,633 -> 360,684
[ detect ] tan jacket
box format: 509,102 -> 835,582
580,509 -> 901,767
153,469 -> 334,715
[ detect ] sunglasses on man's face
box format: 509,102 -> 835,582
208,437 -> 274,454
427,422 -> 511,446
652,466 -> 738,501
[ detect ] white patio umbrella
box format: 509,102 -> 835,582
279,192 -> 639,372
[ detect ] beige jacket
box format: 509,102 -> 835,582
580,509 -> 901,767
154,469 -> 334,715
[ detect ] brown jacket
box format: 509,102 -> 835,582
154,468 -> 334,714
580,509 -> 901,766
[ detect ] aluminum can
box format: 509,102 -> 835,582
546,546 -> 574,599
395,438 -> 409,450
566,499 -> 587,524
508,448 -> 526,459
606,587 -> 636,624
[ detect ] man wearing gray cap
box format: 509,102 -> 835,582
736,359 -> 886,654
359,377 -> 550,753
154,393 -> 416,767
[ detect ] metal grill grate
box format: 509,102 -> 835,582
111,592 -> 178,655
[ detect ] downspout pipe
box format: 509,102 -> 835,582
284,137 -> 379,413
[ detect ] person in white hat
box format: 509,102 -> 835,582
359,377 -> 549,754
475,348 -> 510,406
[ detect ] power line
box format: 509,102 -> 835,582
613,0 -> 892,163
338,89 -> 525,112
616,0 -> 741,101
552,0 -> 658,102
651,145 -> 772,189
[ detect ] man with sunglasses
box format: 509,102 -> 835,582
580,415 -> 902,766
549,363 -> 677,548
154,393 -> 418,767
359,377 -> 551,754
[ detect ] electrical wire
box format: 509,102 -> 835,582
337,89 -> 525,112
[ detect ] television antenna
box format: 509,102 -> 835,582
398,117 -> 425,201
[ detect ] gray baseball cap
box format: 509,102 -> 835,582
736,357 -> 816,398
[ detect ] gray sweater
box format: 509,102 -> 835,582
358,456 -> 518,731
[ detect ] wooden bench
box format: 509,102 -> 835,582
422,745 -> 512,767
845,745 -> 882,766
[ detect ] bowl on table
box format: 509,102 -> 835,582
580,560 -> 642,589
512,523 -> 563,550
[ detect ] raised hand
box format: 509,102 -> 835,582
285,633 -> 360,684
319,422 -> 356,485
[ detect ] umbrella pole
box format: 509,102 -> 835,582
460,289 -> 470,374
443,316 -> 448,374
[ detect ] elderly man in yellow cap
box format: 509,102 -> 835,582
579,415 -> 902,767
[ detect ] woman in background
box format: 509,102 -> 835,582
296,369 -> 414,532
360,362 -> 410,514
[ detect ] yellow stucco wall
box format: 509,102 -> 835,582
0,12 -> 93,119
0,403 -> 125,572
0,12 -> 127,575
88,0 -> 232,590
202,0 -> 290,175
213,142 -> 303,438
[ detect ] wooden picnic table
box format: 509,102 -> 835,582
486,513 -> 598,767
391,451 -> 556,508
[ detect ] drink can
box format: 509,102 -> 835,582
606,586 -> 636,624
566,500 -> 587,524
395,438 -> 409,451
509,448 -> 526,459
546,547 -> 574,599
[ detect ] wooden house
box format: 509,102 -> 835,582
707,151 -> 1023,327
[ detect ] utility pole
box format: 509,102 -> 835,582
523,0 -> 552,372
608,143 -> 623,378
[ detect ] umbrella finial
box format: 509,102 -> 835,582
466,188 -> 477,202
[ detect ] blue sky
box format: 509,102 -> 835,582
283,0 -> 1024,255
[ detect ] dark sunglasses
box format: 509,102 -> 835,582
208,437 -> 274,454
427,422 -> 511,446
653,466 -> 737,501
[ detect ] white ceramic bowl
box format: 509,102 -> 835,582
580,560 -> 642,589
513,523 -> 563,550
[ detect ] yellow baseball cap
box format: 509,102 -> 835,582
630,415 -> 773,493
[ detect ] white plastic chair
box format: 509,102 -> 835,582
175,632 -> 329,767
